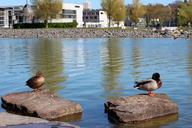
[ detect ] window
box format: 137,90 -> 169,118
0,21 -> 4,25
63,10 -> 76,15
0,11 -> 4,15
75,6 -> 80,8
64,15 -> 76,19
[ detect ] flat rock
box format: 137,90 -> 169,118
1,90 -> 83,120
104,94 -> 179,123
0,112 -> 79,128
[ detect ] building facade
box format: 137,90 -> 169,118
83,10 -> 108,28
0,5 -> 33,28
0,2 -> 125,28
83,9 -> 125,28
0,7 -> 15,28
50,3 -> 84,28
0,3 -> 84,28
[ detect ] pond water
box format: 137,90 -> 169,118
0,38 -> 192,128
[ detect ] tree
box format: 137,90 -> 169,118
127,0 -> 146,26
32,0 -> 62,28
178,3 -> 192,26
112,0 -> 126,26
101,0 -> 114,27
144,4 -> 175,27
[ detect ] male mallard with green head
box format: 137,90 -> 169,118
26,71 -> 45,91
134,73 -> 162,96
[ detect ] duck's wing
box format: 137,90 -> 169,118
157,79 -> 163,88
134,79 -> 154,88
134,79 -> 158,91
26,76 -> 37,86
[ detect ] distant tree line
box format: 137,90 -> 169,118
101,0 -> 192,27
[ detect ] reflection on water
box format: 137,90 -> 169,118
131,39 -> 142,80
0,38 -> 192,127
187,40 -> 192,81
112,114 -> 178,128
102,38 -> 123,98
29,39 -> 66,93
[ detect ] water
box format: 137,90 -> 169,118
0,38 -> 192,128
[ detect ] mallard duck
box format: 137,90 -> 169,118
134,73 -> 162,96
26,71 -> 45,91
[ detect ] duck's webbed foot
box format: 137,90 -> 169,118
148,91 -> 156,97
33,88 -> 41,92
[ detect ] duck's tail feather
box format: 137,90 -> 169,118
134,81 -> 140,88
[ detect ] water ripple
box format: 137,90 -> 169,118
0,38 -> 192,127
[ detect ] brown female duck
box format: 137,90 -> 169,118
26,72 -> 45,91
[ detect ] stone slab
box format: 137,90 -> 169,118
0,112 -> 79,128
104,94 -> 179,123
1,90 -> 83,120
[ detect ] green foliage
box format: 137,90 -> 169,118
48,22 -> 78,28
101,0 -> 114,27
178,3 -> 192,26
101,0 -> 126,27
32,0 -> 63,28
13,22 -> 78,29
127,0 -> 146,25
13,23 -> 45,28
112,0 -> 126,25
144,4 -> 178,27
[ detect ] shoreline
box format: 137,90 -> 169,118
0,28 -> 191,39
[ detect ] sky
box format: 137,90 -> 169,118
0,0 -> 181,8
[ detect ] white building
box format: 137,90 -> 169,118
83,9 -> 124,28
51,3 -> 84,28
0,5 -> 32,28
0,7 -> 15,28
0,3 -> 84,28
0,2 -> 125,28
83,10 -> 108,28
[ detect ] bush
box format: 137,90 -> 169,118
13,23 -> 45,28
13,22 -> 78,29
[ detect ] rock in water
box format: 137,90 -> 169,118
104,94 -> 178,123
1,90 -> 83,120
0,112 -> 79,128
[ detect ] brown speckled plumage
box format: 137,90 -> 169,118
26,72 -> 45,90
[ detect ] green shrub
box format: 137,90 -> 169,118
13,22 -> 78,29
